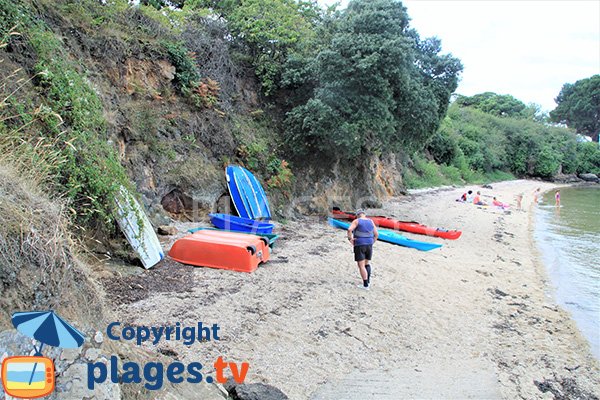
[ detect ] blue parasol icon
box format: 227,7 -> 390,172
11,311 -> 85,385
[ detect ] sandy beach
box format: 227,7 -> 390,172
103,179 -> 600,399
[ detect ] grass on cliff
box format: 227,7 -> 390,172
0,0 -> 138,234
0,165 -> 103,329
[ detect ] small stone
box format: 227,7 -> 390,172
85,348 -> 102,361
94,331 -> 104,344
60,348 -> 81,363
158,225 -> 178,235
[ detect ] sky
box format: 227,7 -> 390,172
317,0 -> 600,112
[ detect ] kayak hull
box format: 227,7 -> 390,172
114,186 -> 164,269
226,165 -> 272,220
189,227 -> 279,249
328,218 -> 442,252
332,209 -> 461,240
209,213 -> 274,234
169,230 -> 270,273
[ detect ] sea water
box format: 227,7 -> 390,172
535,186 -> 600,359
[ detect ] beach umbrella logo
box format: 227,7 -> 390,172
1,311 -> 85,399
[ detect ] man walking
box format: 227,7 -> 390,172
347,209 -> 378,290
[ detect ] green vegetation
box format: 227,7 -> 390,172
576,142 -> 600,175
413,95 -> 600,188
0,0 -> 134,230
550,75 -> 600,142
284,0 -> 462,158
232,114 -> 294,195
403,152 -> 516,189
228,0 -> 318,95
161,40 -> 220,107
132,0 -> 598,190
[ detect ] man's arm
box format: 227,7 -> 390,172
347,220 -> 358,242
373,224 -> 379,241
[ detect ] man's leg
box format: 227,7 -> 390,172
357,259 -> 368,287
365,245 -> 373,285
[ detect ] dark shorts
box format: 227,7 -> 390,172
354,245 -> 373,262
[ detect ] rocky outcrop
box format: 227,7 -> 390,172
224,379 -> 289,400
578,173 -> 599,183
288,153 -> 405,216
553,173 -> 582,183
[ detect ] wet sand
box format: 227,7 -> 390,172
103,180 -> 600,399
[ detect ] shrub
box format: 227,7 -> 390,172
428,127 -> 459,165
533,146 -> 561,178
162,41 -> 220,108
576,142 -> 600,174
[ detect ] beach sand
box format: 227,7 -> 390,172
103,179 -> 600,399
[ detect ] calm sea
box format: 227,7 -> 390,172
535,186 -> 600,359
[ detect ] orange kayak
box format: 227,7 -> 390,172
331,209 -> 462,240
169,230 -> 270,273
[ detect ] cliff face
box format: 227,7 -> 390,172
1,1 -> 406,223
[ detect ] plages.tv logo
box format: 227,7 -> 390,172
1,311 -> 85,399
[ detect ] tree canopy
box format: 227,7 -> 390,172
454,92 -> 528,118
284,0 -> 462,159
550,75 -> 600,142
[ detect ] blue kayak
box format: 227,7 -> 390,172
226,165 -> 272,220
328,218 -> 442,252
210,213 -> 274,234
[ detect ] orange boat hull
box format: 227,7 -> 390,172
169,230 -> 270,273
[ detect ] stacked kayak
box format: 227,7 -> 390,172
328,218 -> 442,252
332,209 -> 461,240
169,165 -> 277,273
169,230 -> 270,273
209,213 -> 274,234
188,227 -> 279,249
226,165 -> 272,220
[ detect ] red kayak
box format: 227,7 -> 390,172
331,209 -> 462,240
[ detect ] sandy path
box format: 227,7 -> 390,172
104,180 -> 599,399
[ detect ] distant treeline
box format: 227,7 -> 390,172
426,92 -> 600,183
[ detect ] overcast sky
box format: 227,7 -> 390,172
317,0 -> 600,112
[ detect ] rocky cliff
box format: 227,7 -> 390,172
0,1 -> 405,227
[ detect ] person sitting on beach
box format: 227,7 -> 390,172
555,190 -> 561,206
492,197 -> 510,209
466,190 -> 474,202
457,191 -> 469,202
473,191 -> 487,206
347,209 -> 378,290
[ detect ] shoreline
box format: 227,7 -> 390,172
533,184 -> 600,360
103,179 -> 599,399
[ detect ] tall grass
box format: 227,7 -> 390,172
0,10 -> 137,233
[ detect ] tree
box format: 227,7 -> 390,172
284,0 -> 462,158
455,92 -> 527,118
550,75 -> 600,142
228,0 -> 317,95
